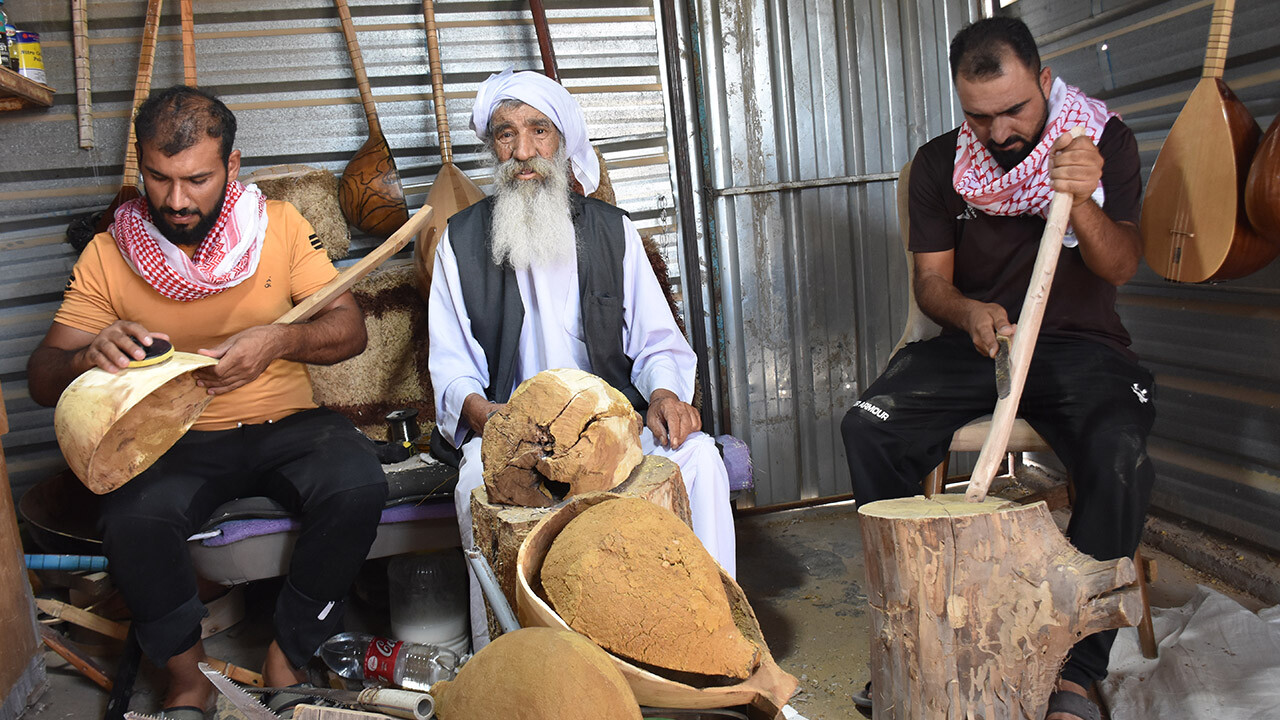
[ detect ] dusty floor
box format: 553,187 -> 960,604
20,498 -> 1273,720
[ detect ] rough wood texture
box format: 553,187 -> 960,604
471,455 -> 689,641
432,628 -> 641,720
482,369 -> 642,507
0,384 -> 47,713
516,493 -> 796,716
859,495 -> 1143,720
542,497 -> 758,681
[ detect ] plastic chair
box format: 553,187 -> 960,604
892,160 -> 1157,659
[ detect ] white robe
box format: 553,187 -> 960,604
428,215 -> 736,650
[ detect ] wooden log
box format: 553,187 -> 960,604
858,495 -> 1143,720
482,369 -> 643,507
471,455 -> 690,641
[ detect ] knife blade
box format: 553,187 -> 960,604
994,334 -> 1012,399
198,662 -> 279,720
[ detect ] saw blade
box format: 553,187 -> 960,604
198,662 -> 280,720
123,713 -> 166,720
994,334 -> 1012,399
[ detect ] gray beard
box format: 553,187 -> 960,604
490,148 -> 575,271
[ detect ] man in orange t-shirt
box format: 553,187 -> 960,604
27,86 -> 386,717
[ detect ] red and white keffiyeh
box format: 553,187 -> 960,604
111,181 -> 268,302
953,77 -> 1116,224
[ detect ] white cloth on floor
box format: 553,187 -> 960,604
1099,584 -> 1280,719
453,427 -> 737,652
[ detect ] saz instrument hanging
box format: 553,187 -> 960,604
1139,0 -> 1278,282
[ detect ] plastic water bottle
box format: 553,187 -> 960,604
319,632 -> 463,691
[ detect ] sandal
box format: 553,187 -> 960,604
851,680 -> 872,709
1045,689 -> 1101,720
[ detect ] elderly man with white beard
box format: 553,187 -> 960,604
428,68 -> 736,651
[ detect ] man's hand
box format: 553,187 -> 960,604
646,389 -> 700,450
1048,131 -> 1104,208
193,326 -> 284,395
962,302 -> 1015,358
79,321 -> 171,374
462,394 -> 506,437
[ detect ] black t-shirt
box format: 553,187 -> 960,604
908,116 -> 1142,358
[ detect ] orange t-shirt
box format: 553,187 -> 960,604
54,200 -> 338,431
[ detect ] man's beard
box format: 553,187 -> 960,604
986,94 -> 1050,171
148,186 -> 226,247
490,147 -> 574,271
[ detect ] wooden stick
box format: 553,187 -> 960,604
180,0 -> 197,86
421,0 -> 452,164
39,624 -> 113,691
528,0 -> 560,81
203,656 -> 264,687
35,597 -> 128,641
71,0 -> 94,148
966,126 -> 1087,503
274,203 -> 434,325
333,0 -> 384,136
122,0 -> 165,189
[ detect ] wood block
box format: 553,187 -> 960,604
471,455 -> 690,641
859,495 -> 1143,719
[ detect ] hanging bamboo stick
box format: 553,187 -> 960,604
71,0 -> 93,148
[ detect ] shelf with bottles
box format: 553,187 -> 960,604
0,65 -> 52,111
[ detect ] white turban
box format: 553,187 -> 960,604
471,68 -> 600,195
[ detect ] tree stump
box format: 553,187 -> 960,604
858,495 -> 1143,720
472,455 -> 691,641
482,368 -> 643,507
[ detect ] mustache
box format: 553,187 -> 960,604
495,154 -> 559,183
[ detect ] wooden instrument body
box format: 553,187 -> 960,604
1142,79 -> 1264,281
515,493 -> 797,715
334,0 -> 409,239
1245,113 -> 1280,247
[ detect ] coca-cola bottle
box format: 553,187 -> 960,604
319,632 -> 463,690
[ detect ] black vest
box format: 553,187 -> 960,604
446,194 -> 648,412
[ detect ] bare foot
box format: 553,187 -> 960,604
1046,679 -> 1092,720
162,640 -> 214,710
263,640 -> 308,688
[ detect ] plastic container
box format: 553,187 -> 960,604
319,632 -> 461,691
387,550 -> 469,656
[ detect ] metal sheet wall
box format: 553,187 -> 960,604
0,0 -> 679,501
686,0 -> 980,504
1015,0 -> 1280,554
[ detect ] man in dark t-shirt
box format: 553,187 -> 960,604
842,18 -> 1155,720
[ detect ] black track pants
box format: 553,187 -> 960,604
841,333 -> 1156,685
99,407 -> 387,667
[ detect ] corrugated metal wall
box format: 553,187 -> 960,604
686,0 -> 980,504
0,0 -> 680,501
688,0 -> 1280,552
1014,0 -> 1280,554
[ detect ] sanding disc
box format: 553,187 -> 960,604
127,338 -> 173,368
